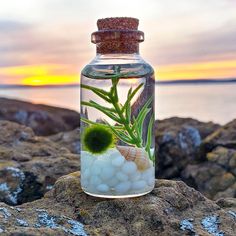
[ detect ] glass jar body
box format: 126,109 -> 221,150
80,54 -> 155,198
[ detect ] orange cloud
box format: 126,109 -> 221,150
0,65 -> 51,76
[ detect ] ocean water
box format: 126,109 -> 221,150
1,83 -> 236,125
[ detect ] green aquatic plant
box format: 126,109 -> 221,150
81,65 -> 154,161
82,124 -> 116,154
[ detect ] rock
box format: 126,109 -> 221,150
0,172 -> 235,235
182,147 -> 236,200
202,119 -> 236,153
216,197 -> 236,210
157,117 -> 220,139
155,117 -> 220,179
0,121 -> 79,205
0,202 -> 87,236
207,147 -> 236,176
49,128 -> 80,154
0,167 -> 25,205
0,97 -> 80,136
154,117 -> 236,200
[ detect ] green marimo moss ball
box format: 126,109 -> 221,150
82,125 -> 115,154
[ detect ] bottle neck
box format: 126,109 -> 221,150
96,41 -> 139,54
90,53 -> 145,65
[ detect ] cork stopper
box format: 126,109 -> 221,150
92,17 -> 144,54
97,17 -> 139,30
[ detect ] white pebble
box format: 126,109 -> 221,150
115,182 -> 131,194
132,180 -> 146,190
93,159 -> 109,169
141,168 -> 154,181
111,155 -> 125,167
116,172 -> 129,182
89,175 -> 102,187
129,172 -> 141,181
100,166 -> 115,180
90,164 -> 102,175
107,178 -> 119,187
121,161 -> 137,175
96,184 -> 109,193
81,153 -> 94,169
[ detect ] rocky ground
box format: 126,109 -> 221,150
155,117 -> 236,200
0,98 -> 235,235
0,172 -> 235,235
0,121 -> 79,205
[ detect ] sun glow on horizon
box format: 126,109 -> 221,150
0,59 -> 236,86
22,75 -> 79,86
0,64 -> 80,86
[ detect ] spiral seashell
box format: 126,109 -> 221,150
117,146 -> 150,171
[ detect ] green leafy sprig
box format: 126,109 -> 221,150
81,65 -> 154,161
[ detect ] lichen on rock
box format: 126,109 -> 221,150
0,204 -> 87,236
16,218 -> 29,227
0,167 -> 25,205
180,218 -> 195,234
201,215 -> 224,236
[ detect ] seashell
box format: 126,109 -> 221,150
116,146 -> 150,171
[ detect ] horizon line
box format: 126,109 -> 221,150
1,78 -> 236,88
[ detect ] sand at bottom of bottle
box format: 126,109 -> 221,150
81,148 -> 155,196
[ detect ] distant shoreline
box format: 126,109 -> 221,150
1,79 -> 236,89
156,78 -> 236,85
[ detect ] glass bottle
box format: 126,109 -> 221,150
80,17 -> 155,198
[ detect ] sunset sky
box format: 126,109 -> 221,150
0,0 -> 236,85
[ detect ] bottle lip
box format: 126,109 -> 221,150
91,30 -> 144,44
